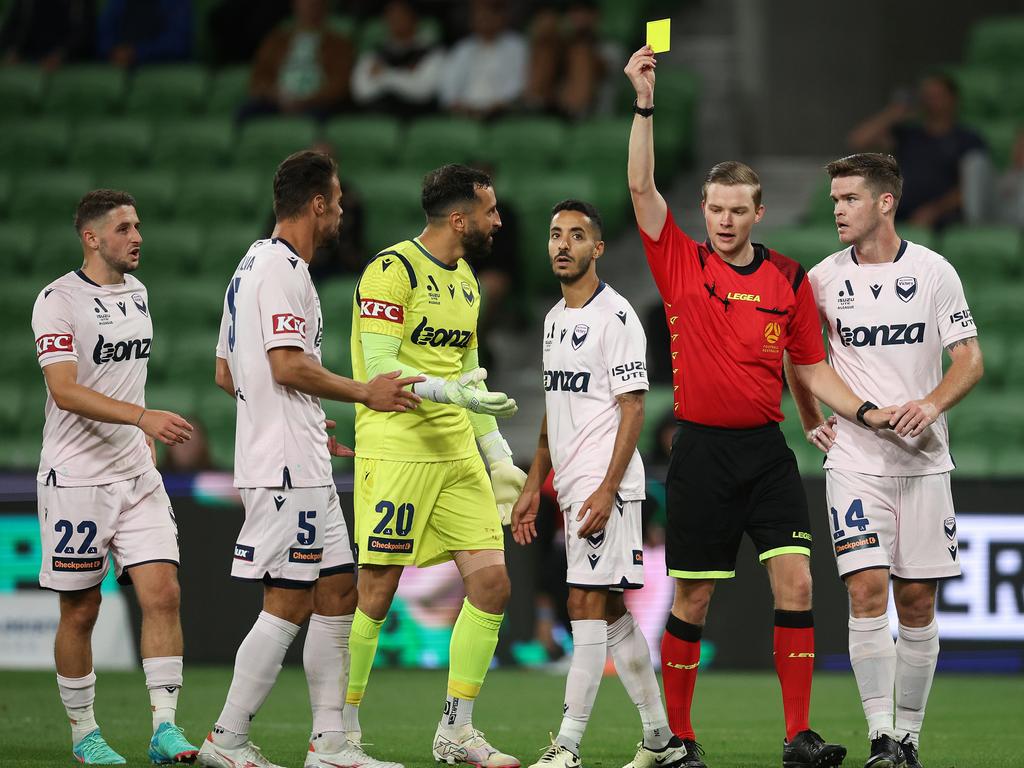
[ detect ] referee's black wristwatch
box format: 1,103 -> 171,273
633,99 -> 654,117
856,401 -> 878,426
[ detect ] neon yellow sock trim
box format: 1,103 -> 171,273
346,609 -> 385,705
447,598 -> 503,700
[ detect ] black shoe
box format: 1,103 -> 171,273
864,735 -> 906,768
898,736 -> 921,768
783,729 -> 847,768
679,740 -> 707,768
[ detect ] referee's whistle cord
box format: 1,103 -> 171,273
704,282 -> 731,311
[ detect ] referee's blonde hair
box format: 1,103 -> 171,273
702,161 -> 762,207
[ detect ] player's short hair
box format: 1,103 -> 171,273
421,164 -> 492,221
551,199 -> 603,239
273,150 -> 338,220
74,189 -> 136,233
702,161 -> 762,207
826,153 -> 903,206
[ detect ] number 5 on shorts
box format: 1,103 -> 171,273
297,510 -> 317,545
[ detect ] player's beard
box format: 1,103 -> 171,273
461,221 -> 494,260
98,242 -> 138,275
555,252 -> 593,284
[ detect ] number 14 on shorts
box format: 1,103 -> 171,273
830,499 -> 869,540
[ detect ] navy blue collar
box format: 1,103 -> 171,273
272,237 -> 301,259
851,239 -> 906,265
412,238 -> 458,271
75,269 -> 102,287
580,280 -> 606,308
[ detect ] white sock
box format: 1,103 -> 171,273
849,614 -> 897,740
143,656 -> 183,731
442,695 -> 475,729
213,611 -> 300,747
57,670 -> 98,744
607,612 -> 671,750
556,619 -> 607,755
342,704 -> 361,736
895,619 -> 939,747
304,613 -> 352,739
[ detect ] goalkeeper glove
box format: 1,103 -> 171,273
414,368 -> 518,418
479,430 -> 527,525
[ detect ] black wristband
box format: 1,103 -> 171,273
633,99 -> 654,117
856,401 -> 877,426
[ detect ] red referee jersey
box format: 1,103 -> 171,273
640,210 -> 825,428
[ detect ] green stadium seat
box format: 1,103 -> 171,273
207,66 -> 250,114
637,385 -> 674,456
948,393 -> 1024,451
324,116 -> 402,176
0,65 -> 46,115
973,118 -> 1018,168
197,389 -> 236,468
150,280 -> 226,328
145,384 -> 198,418
0,171 -> 12,217
0,118 -> 71,171
42,66 -> 128,117
2,436 -> 42,470
354,172 -> 426,254
201,224 -> 263,276
939,225 -> 1022,278
124,64 -> 210,117
1003,75 -> 1024,121
562,119 -> 632,234
93,170 -> 179,219
69,119 -> 153,172
618,65 -> 699,165
759,226 -> 843,271
487,117 -> 568,173
1002,339 -> 1024,389
977,334 -> 1010,389
234,117 -> 319,173
947,445 -> 993,477
10,171 -> 93,226
973,283 -> 1024,334
946,66 -> 1003,121
898,225 -> 938,251
3,281 -> 43,327
152,118 -> 235,169
598,0 -> 642,48
135,223 -> 204,278
33,225 -> 85,279
175,170 -> 266,225
317,277 -> 359,343
400,117 -> 484,173
0,224 -> 38,273
966,15 -> 1024,71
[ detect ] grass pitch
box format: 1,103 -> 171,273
1,668 -> 1018,767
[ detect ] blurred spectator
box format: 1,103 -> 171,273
351,0 -> 444,119
206,0 -> 289,66
97,0 -> 192,68
161,417 -> 214,473
439,0 -> 527,119
523,0 -> 604,119
991,128 -> 1024,228
241,0 -> 354,122
0,0 -> 95,70
848,73 -> 987,230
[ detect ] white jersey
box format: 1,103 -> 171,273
216,238 -> 332,489
542,282 -> 648,506
809,240 -> 977,477
32,270 -> 153,487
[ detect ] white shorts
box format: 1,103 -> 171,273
825,470 -> 960,580
564,498 -> 644,589
37,468 -> 179,591
233,485 -> 354,587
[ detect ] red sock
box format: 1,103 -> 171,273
773,609 -> 815,741
661,615 -> 702,740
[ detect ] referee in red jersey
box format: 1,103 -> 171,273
625,48 -> 895,768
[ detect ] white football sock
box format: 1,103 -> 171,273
442,695 -> 475,729
895,619 -> 938,747
213,611 -> 300,747
341,703 -> 361,736
57,670 -> 98,744
143,656 -> 183,731
849,614 -> 897,740
304,613 -> 352,739
555,619 -> 607,755
607,612 -> 671,750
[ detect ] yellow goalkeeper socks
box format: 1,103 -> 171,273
447,598 -> 503,703
345,609 -> 384,707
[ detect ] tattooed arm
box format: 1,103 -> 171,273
890,337 -> 984,437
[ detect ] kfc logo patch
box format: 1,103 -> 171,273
272,313 -> 306,337
359,298 -> 404,324
36,333 -> 74,356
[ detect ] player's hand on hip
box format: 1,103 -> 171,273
444,368 -> 518,418
365,370 -> 424,412
511,488 -> 540,545
624,45 -> 656,101
139,409 -> 193,445
324,418 -> 355,457
890,400 -> 938,437
806,414 -> 838,453
576,486 -> 615,539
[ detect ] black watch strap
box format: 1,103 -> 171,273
633,99 -> 655,117
856,401 -> 878,426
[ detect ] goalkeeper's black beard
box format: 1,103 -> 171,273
462,227 -> 494,260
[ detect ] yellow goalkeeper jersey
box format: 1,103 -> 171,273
351,238 -> 481,462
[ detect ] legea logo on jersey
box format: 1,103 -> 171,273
835,318 -> 926,347
272,313 -> 306,337
36,333 -> 73,356
543,369 -> 591,392
411,316 -> 472,348
92,335 -> 152,364
360,298 -> 404,323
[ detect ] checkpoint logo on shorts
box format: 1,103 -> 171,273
52,556 -> 103,572
833,532 -> 880,557
272,313 -> 306,337
36,333 -> 74,356
288,547 -> 324,563
367,536 -> 414,554
359,298 -> 404,324
233,544 -> 255,561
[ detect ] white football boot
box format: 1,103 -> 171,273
196,731 -> 286,768
432,723 -> 520,768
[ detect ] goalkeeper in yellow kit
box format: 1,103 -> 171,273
345,164 -> 526,768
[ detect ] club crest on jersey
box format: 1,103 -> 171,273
461,281 -> 475,306
571,324 -> 589,350
360,298 -> 404,324
944,517 -> 957,540
36,333 -> 73,357
895,276 -> 917,303
131,292 -> 148,316
272,313 -> 306,337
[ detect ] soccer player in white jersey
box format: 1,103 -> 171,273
512,200 -> 688,768
198,151 -> 422,768
786,154 -> 984,768
31,189 -> 199,765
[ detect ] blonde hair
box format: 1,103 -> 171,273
702,161 -> 762,207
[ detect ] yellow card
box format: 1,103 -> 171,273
646,18 -> 671,53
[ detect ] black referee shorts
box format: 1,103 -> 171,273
665,420 -> 811,578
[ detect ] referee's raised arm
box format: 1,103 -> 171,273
625,46 -> 668,239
